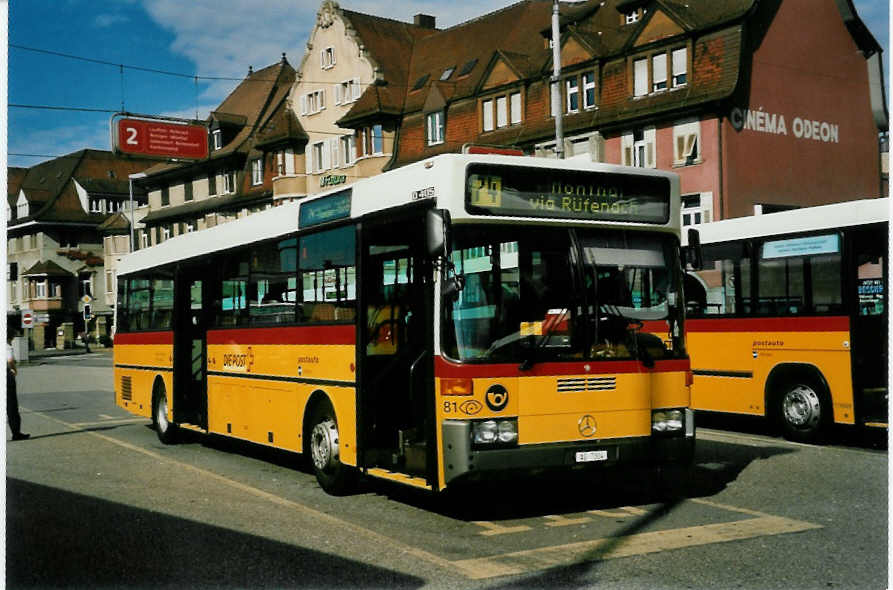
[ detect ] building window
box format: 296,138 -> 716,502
582,73 -> 596,110
335,78 -> 361,104
321,46 -> 335,69
310,141 -> 330,173
16,193 -> 28,218
300,90 -> 326,115
482,99 -> 494,132
208,173 -> 218,196
672,47 -> 687,87
106,269 -> 114,295
624,8 -> 645,24
140,231 -> 149,249
340,135 -> 356,166
681,193 -> 712,227
184,180 -> 193,202
251,159 -> 263,185
185,222 -> 195,233
652,53 -> 667,92
162,225 -> 171,241
161,186 -> 170,206
212,129 -> 222,150
510,92 -> 522,125
90,198 -> 104,213
426,111 -> 444,146
621,128 -> 655,168
673,119 -> 701,166
35,280 -> 47,299
224,171 -> 236,194
277,148 -> 295,175
566,78 -> 579,113
633,58 -> 648,97
496,96 -> 508,128
440,66 -> 455,81
80,274 -> 93,298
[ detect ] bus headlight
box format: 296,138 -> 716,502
473,419 -> 518,446
652,409 -> 684,433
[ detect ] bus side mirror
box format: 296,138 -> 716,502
426,208 -> 451,259
686,228 -> 703,270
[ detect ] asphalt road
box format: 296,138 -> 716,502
6,352 -> 888,589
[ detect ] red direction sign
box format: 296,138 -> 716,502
113,116 -> 208,160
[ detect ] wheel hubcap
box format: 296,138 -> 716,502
156,396 -> 169,432
311,419 -> 339,472
783,385 -> 821,429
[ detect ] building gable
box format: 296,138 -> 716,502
633,9 -> 686,48
480,57 -> 521,92
560,35 -> 595,69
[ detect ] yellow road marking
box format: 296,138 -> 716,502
454,515 -> 822,580
544,514 -> 591,527
588,506 -> 648,518
472,521 -> 533,536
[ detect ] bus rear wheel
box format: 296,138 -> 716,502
308,400 -> 355,495
153,385 -> 178,445
775,379 -> 828,443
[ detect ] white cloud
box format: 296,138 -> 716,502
94,13 -> 130,28
8,120 -> 111,167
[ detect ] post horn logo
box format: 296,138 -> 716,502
578,414 -> 597,437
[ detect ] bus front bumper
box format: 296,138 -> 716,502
442,414 -> 695,486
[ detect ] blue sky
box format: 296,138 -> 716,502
6,0 -> 890,169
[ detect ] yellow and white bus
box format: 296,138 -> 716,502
684,198 -> 888,441
114,154 -> 694,494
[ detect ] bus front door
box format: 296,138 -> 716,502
360,214 -> 433,478
173,269 -> 209,429
850,225 -> 888,426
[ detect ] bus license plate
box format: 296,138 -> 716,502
575,450 -> 608,463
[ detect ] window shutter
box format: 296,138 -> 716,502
676,136 -> 686,163
322,140 -> 331,170
319,90 -> 325,110
335,84 -> 342,105
621,132 -> 634,166
330,137 -> 340,168
644,127 -> 656,168
300,94 -> 308,115
352,77 -> 361,100
482,99 -> 494,131
305,149 -> 313,175
285,148 -> 295,175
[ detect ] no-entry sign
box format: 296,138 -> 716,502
21,309 -> 33,329
112,115 -> 208,160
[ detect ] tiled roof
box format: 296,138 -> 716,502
10,150 -> 155,226
21,259 -> 74,278
144,57 -> 297,178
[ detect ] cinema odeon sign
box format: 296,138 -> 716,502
730,107 -> 840,144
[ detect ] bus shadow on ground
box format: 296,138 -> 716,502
371,438 -> 796,521
6,478 -> 424,589
696,411 -> 888,450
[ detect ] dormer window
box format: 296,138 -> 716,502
212,129 -> 223,150
440,66 -> 455,81
624,8 -> 645,24
321,46 -> 335,69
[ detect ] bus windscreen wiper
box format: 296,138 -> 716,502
518,307 -> 570,371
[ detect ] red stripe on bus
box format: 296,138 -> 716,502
206,325 -> 356,346
114,331 -> 174,345
434,356 -> 690,378
685,316 -> 850,333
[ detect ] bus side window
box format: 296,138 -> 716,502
220,253 -> 250,327
299,226 -> 356,324
687,243 -> 749,316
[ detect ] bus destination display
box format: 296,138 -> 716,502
466,164 -> 670,224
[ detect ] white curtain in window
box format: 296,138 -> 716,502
652,53 -> 667,89
634,59 -> 648,97
482,99 -> 494,131
510,92 -> 521,124
496,96 -> 508,128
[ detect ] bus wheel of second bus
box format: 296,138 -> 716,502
773,377 -> 830,443
307,398 -> 355,495
152,380 -> 178,445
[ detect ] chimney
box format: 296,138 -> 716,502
414,13 -> 436,29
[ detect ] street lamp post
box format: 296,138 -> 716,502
128,172 -> 147,252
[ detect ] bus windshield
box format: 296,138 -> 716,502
443,226 -> 684,363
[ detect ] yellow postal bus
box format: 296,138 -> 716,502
114,154 -> 694,494
684,198 -> 888,441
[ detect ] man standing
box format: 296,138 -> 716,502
7,332 -> 30,441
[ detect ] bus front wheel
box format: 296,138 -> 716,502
307,400 -> 355,495
775,379 -> 829,443
152,384 -> 178,445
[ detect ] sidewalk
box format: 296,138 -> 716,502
24,346 -> 113,361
